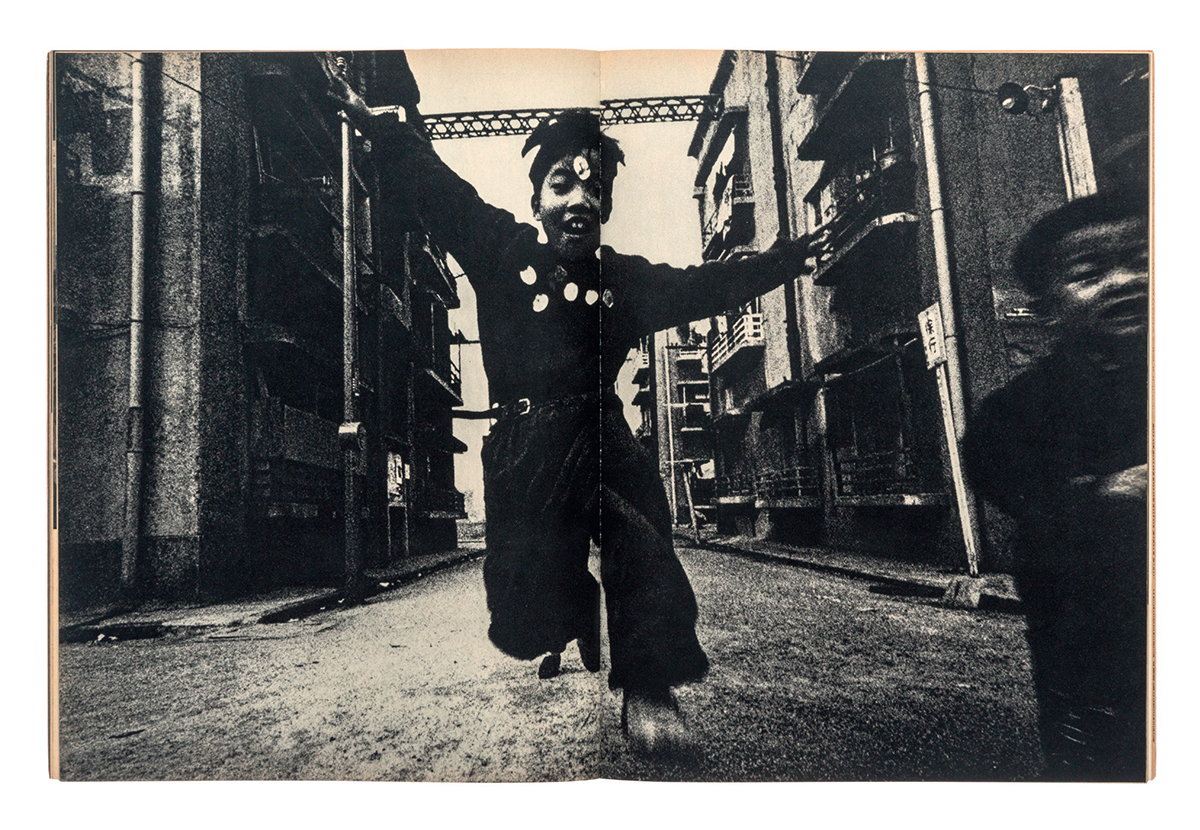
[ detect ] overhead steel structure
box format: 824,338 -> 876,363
420,96 -> 721,140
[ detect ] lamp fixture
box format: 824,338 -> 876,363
997,82 -> 1060,116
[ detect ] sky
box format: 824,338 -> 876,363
404,50 -> 723,517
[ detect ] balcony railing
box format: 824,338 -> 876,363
424,346 -> 462,401
729,172 -> 754,201
632,348 -> 651,385
635,419 -> 652,441
834,449 -> 940,500
755,466 -> 821,503
413,236 -> 461,309
701,171 -> 754,248
807,152 -> 918,286
412,483 -> 466,517
710,313 -> 764,374
715,474 -> 755,501
715,466 -> 822,506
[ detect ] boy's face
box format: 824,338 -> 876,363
533,148 -> 603,262
1046,216 -> 1149,343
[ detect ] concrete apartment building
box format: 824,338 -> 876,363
53,52 -> 467,611
674,50 -> 1149,572
631,326 -> 716,527
52,49 -> 1150,610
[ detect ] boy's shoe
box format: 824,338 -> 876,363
538,652 -> 562,679
622,687 -> 695,757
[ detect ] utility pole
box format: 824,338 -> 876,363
919,303 -> 980,577
915,54 -> 984,578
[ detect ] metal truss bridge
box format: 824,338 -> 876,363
421,96 -> 720,140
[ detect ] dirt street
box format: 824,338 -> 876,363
58,547 -> 1041,781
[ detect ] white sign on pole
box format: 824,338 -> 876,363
918,303 -> 947,369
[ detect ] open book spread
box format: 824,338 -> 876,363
50,50 -> 1151,782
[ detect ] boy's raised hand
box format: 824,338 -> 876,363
768,227 -> 833,273
320,52 -> 375,130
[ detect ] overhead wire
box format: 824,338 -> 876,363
747,50 -> 995,97
122,52 -> 241,119
115,52 -> 384,275
122,51 -> 348,195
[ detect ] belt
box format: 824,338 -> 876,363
493,389 -> 600,421
454,390 -> 603,421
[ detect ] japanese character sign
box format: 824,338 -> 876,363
919,303 -> 947,369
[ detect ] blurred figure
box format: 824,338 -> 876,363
965,189 -> 1149,781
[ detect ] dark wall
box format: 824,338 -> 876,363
56,54 -> 141,610
55,53 -> 251,607
196,53 -> 252,600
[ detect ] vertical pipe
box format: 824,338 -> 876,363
914,53 -> 984,569
935,362 -> 980,576
121,52 -> 150,602
815,388 -> 838,522
342,119 -> 357,420
683,469 -> 700,543
662,340 -> 678,523
765,52 -> 790,236
341,116 -> 362,597
401,235 -> 415,561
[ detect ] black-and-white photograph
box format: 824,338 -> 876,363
49,48 -> 1150,784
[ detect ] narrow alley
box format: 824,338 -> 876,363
58,547 -> 1040,781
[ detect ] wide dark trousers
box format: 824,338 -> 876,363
481,394 -> 709,691
1015,514 -> 1148,781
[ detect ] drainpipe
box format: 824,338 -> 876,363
914,53 -> 984,573
339,115 -> 364,601
120,52 -> 151,603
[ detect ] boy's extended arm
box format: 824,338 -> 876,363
327,63 -> 817,330
963,374 -> 1148,541
322,55 -> 539,277
370,117 -> 541,279
613,234 -> 817,336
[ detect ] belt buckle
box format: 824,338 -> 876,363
514,398 -> 531,416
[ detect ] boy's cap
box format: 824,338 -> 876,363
1013,187 -> 1148,295
522,109 -> 624,190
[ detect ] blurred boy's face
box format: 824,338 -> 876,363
533,149 -> 603,262
1047,216 -> 1149,343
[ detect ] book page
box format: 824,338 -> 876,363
51,49 -> 1150,784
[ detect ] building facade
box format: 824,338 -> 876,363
631,326 -> 715,528
53,52 -> 467,611
681,51 -> 1149,570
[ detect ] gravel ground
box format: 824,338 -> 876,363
605,548 -> 1042,781
57,547 -> 1041,781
